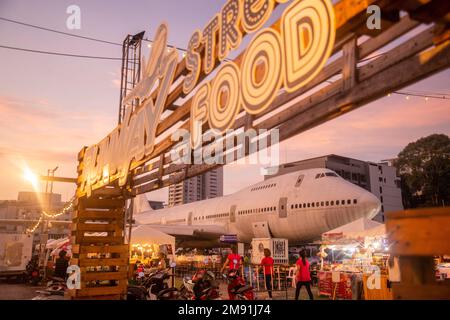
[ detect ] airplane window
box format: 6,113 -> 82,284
331,201 -> 334,206
310,202 -> 314,208
307,203 -> 310,208
353,199 -> 357,204
326,201 -> 329,206
321,201 -> 324,206
295,204 -> 298,209
347,200 -> 351,204
291,204 -> 294,209
336,200 -> 340,205
325,172 -> 338,177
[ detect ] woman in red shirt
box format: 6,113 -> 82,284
221,246 -> 242,273
261,249 -> 274,299
295,250 -> 314,300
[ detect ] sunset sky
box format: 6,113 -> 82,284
0,0 -> 449,202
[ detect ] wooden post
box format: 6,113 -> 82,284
386,208 -> 450,300
342,36 -> 358,91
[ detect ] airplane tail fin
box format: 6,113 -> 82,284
133,194 -> 152,215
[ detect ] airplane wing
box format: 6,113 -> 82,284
141,224 -> 226,239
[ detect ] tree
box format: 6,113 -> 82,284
395,134 -> 450,208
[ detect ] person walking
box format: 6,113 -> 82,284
261,248 -> 274,299
221,246 -> 242,274
54,250 -> 69,279
295,250 -> 314,300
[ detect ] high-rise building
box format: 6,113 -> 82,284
264,154 -> 403,222
168,168 -> 223,207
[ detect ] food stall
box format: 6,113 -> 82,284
318,218 -> 393,300
130,225 -> 175,266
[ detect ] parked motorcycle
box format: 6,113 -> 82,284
225,269 -> 254,300
25,256 -> 42,286
32,276 -> 67,300
127,269 -> 183,300
191,269 -> 221,300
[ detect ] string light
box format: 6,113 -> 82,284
26,214 -> 43,233
27,197 -> 76,234
42,197 -> 76,218
389,91 -> 450,101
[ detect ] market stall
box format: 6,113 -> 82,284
130,225 -> 175,266
318,218 -> 393,300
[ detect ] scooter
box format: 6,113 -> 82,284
178,276 -> 196,300
225,269 -> 255,300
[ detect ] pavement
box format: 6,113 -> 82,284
0,281 -> 45,300
215,280 -> 325,300
0,279 -> 324,300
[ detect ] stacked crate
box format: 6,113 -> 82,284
68,148 -> 129,300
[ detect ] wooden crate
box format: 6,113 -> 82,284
363,274 -> 394,300
386,208 -> 450,300
69,157 -> 129,300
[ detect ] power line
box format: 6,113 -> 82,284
0,16 -> 189,52
0,16 -> 122,46
0,44 -> 123,60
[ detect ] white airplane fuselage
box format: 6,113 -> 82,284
136,168 -> 381,243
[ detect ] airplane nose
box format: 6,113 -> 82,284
359,192 -> 381,220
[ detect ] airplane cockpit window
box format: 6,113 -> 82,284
325,172 -> 338,177
316,172 -> 338,179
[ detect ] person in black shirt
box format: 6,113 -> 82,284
54,250 -> 69,279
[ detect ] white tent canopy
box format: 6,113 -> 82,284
131,225 -> 175,249
322,218 -> 386,240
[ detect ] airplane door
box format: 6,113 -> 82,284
187,211 -> 193,226
278,197 -> 287,218
230,205 -> 236,223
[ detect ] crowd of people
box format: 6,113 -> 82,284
220,245 -> 315,300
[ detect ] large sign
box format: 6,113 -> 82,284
78,0 -> 335,196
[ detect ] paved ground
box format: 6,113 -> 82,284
215,280 -> 325,300
0,281 -> 45,300
0,279 -> 324,300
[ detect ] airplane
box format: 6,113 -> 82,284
135,168 -> 381,245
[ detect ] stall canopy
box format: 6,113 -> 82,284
322,218 -> 386,242
46,237 -> 72,257
131,225 -> 175,249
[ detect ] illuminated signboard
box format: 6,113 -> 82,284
78,0 -> 335,196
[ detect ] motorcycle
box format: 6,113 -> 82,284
25,256 -> 41,286
127,269 -> 183,300
178,276 -> 196,300
191,270 -> 221,300
225,269 -> 255,300
32,276 -> 67,300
